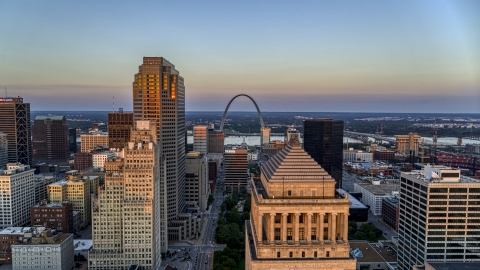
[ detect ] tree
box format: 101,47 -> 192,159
224,258 -> 237,269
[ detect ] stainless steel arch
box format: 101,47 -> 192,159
219,94 -> 265,131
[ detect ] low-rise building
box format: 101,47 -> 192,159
92,151 -> 116,168
11,227 -> 74,270
80,133 -> 108,153
374,150 -> 396,161
74,152 -> 93,171
344,149 -> 372,163
354,181 -> 400,215
74,239 -> 93,260
382,197 -> 400,231
349,240 -> 398,270
31,200 -> 74,233
0,227 -> 32,264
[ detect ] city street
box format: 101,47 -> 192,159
164,168 -> 225,270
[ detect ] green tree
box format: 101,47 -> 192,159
224,258 -> 237,269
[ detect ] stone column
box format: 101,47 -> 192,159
319,213 -> 325,242
331,213 -> 337,241
306,213 -> 312,243
257,212 -> 263,241
343,213 -> 349,241
270,213 -> 276,243
294,213 -> 300,243
327,213 -> 332,240
282,213 -> 288,243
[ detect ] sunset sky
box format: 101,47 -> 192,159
1,1 -> 479,112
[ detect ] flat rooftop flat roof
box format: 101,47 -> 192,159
426,262 -> 480,270
337,189 -> 367,209
355,182 -> 399,196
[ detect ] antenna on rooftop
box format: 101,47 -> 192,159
112,96 -> 115,113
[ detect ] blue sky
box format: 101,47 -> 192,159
0,1 -> 479,112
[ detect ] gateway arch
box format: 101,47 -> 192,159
219,94 -> 265,131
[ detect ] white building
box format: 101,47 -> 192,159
193,125 -> 208,154
0,163 -> 35,229
344,149 -> 372,163
185,152 -> 209,212
92,151 -> 116,168
260,127 -> 271,146
354,181 -> 399,215
11,228 -> 74,270
74,239 -> 93,259
248,151 -> 259,161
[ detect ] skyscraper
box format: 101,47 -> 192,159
193,125 -> 208,154
108,108 -> 133,149
89,120 -> 162,269
224,147 -> 248,193
246,138 -> 356,269
0,97 -> 31,166
398,165 -> 480,269
303,118 -> 344,189
260,127 -> 271,146
32,115 -> 69,160
69,128 -> 77,153
0,132 -> 7,169
132,57 -> 196,241
207,128 -> 224,153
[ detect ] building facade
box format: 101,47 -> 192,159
32,115 -> 69,160
246,139 -> 356,269
31,200 -> 74,233
397,165 -> 480,269
224,147 -> 248,193
34,173 -> 57,203
303,118 -> 344,189
0,132 -> 7,169
193,125 -> 208,154
0,227 -> 29,264
92,151 -> 116,168
0,97 -> 32,166
0,164 -> 35,229
108,109 -> 133,149
88,120 -> 162,269
74,152 -> 93,171
382,197 -> 399,231
343,150 -> 372,163
395,132 -> 421,155
207,128 -> 225,154
353,182 -> 399,216
185,152 -> 209,212
69,128 -> 77,154
80,134 -> 109,153
11,228 -> 74,270
260,127 -> 271,146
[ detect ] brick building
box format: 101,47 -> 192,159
382,197 -> 400,231
31,200 -> 74,233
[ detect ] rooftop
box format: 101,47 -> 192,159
355,182 -> 400,196
0,227 -> 34,235
337,189 -> 367,209
35,115 -> 65,121
261,141 -> 334,183
74,239 -> 92,251
349,241 -> 397,263
425,262 -> 480,270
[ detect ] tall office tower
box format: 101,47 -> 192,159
398,165 -> 480,269
0,163 -> 35,229
260,127 -> 271,146
207,128 -> 225,153
108,108 -> 133,149
0,97 -> 31,166
69,128 -> 77,153
185,152 -> 209,212
395,132 -> 421,155
286,127 -> 301,143
224,147 -> 248,193
132,57 -> 186,229
246,138 -> 356,269
0,132 -> 7,169
303,118 -> 344,189
193,125 -> 208,154
32,115 -> 69,160
89,120 -> 162,269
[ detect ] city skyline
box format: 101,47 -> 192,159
1,1 -> 479,113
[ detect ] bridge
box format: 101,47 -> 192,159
344,131 -> 396,144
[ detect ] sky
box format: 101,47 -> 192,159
0,1 -> 479,113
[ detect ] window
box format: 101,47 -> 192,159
326,251 -> 330,257
314,251 -> 317,258
302,251 -> 305,257
277,252 -> 280,258
287,229 -> 293,240
289,252 -> 293,258
288,190 -> 292,196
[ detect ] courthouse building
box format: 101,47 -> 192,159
246,138 -> 356,269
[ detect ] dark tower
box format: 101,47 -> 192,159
303,118 -> 344,189
0,97 -> 31,165
108,108 -> 133,149
32,115 -> 69,160
69,128 -> 77,153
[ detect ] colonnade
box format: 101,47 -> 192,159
257,212 -> 349,244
